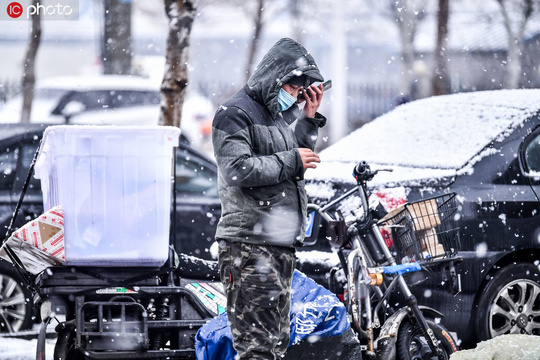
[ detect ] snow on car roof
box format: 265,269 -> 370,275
307,89 -> 540,187
37,75 -> 159,92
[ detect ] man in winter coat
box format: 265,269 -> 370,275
212,37 -> 327,359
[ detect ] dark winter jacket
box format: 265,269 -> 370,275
212,38 -> 326,248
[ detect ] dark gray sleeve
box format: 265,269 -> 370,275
295,112 -> 326,150
212,106 -> 302,187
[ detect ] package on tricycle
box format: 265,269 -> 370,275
0,205 -> 65,274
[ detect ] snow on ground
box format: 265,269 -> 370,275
2,333 -> 540,359
0,336 -> 55,360
450,334 -> 540,360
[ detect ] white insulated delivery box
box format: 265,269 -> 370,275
34,125 -> 181,266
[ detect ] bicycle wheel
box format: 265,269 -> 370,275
396,319 -> 457,360
349,254 -> 371,334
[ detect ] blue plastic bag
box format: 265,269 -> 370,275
195,270 -> 350,360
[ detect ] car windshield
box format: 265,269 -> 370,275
34,88 -> 67,102
320,89 -> 540,170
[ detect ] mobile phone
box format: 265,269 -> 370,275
298,79 -> 332,100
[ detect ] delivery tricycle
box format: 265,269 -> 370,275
0,125 -> 223,359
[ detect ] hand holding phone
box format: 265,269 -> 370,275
298,79 -> 332,101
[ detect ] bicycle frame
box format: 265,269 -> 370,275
307,162 -> 460,360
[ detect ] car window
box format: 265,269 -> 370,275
524,133 -> 540,174
68,91 -> 111,111
0,147 -> 18,190
0,142 -> 41,192
19,143 -> 41,192
175,149 -> 217,197
109,91 -> 160,108
34,88 -> 68,103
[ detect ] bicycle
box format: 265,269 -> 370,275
306,161 -> 461,360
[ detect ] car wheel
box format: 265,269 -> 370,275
0,260 -> 34,333
475,263 -> 540,341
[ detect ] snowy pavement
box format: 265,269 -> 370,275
2,332 -> 540,359
0,336 -> 55,360
450,334 -> 540,360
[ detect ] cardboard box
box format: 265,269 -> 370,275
0,206 -> 65,274
418,228 -> 445,257
378,204 -> 407,224
408,199 -> 441,230
380,199 -> 441,231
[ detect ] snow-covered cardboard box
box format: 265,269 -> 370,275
0,206 -> 65,274
34,125 -> 181,267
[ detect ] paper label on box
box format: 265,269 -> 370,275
12,206 -> 66,261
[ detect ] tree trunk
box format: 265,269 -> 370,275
244,0 -> 265,82
20,0 -> 42,123
497,0 -> 533,89
393,0 -> 418,98
103,0 -> 132,75
290,0 -> 303,43
432,0 -> 450,95
160,0 -> 198,128
506,34 -> 523,89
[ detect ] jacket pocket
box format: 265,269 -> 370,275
253,190 -> 287,208
243,184 -> 286,204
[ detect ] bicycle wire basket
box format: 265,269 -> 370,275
377,193 -> 460,264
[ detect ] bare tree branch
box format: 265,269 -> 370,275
390,0 -> 427,98
496,0 -> 539,88
244,0 -> 265,82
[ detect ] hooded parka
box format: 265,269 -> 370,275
212,38 -> 326,248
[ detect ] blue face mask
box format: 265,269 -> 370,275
278,88 -> 297,111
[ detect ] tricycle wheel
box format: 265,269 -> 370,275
54,323 -> 85,360
0,259 -> 34,333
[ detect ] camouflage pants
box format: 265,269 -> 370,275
218,240 -> 296,360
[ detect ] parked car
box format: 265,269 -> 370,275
0,75 -> 214,150
305,89 -> 540,348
